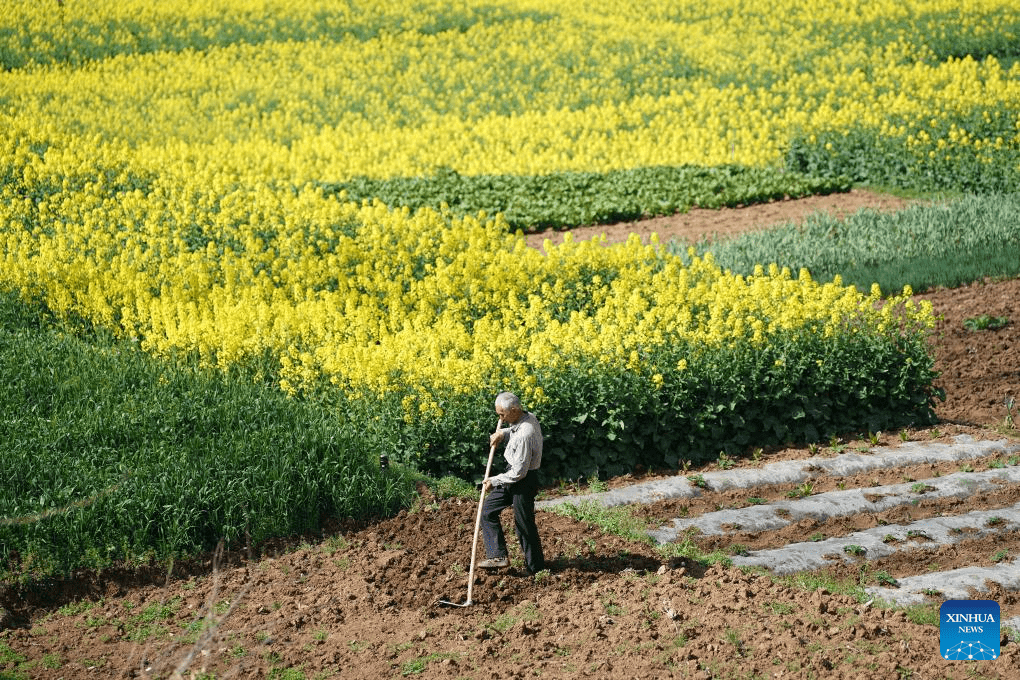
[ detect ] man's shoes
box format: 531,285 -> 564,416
478,557 -> 509,569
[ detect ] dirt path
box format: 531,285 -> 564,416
3,190 -> 1019,680
524,188 -> 921,249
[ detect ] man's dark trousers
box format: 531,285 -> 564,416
480,470 -> 545,573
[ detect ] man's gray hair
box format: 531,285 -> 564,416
494,391 -> 521,411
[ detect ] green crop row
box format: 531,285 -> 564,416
321,166 -> 851,231
675,193 -> 1020,294
513,324 -> 938,481
324,301 -> 940,487
785,104 -> 1020,195
0,294 -> 419,579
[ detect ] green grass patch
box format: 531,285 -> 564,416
777,572 -> 868,602
674,193 -> 1020,294
963,314 -> 1009,332
548,500 -> 731,567
0,291 -> 419,580
548,501 -> 656,545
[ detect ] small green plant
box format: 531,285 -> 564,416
765,601 -> 796,615
904,604 -> 939,626
41,652 -> 63,669
786,481 -> 813,499
716,452 -> 735,470
882,534 -> 898,543
687,473 -> 708,489
809,532 -> 825,542
401,658 -> 427,676
269,666 -> 307,680
59,600 -> 97,616
182,618 -> 214,644
433,474 -> 477,500
602,596 -> 624,616
843,545 -> 866,556
488,601 -> 541,633
0,641 -> 27,667
588,472 -> 609,493
991,549 -> 1009,563
910,482 -> 934,493
322,535 -> 350,555
985,516 -> 1005,527
723,628 -> 747,657
1004,396 -> 1017,430
895,664 -> 915,679
746,496 -> 766,505
124,598 -> 181,643
962,314 -> 1008,331
874,571 -> 898,586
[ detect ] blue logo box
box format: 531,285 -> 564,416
940,600 -> 1000,660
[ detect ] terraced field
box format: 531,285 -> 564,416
2,193 -> 1018,679
543,432 -> 1020,626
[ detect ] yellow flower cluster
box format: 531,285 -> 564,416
0,136 -> 935,421
1,0 -> 1016,184
0,0 -> 962,424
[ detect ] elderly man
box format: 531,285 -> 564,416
478,391 -> 546,574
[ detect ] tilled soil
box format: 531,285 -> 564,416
3,190 -> 1020,680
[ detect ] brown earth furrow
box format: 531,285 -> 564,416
628,450 -> 1020,525
692,487 -> 1020,554
815,533 -> 1020,585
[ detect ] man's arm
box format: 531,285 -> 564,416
485,428 -> 533,488
489,426 -> 510,448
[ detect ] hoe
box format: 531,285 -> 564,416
436,418 -> 502,608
